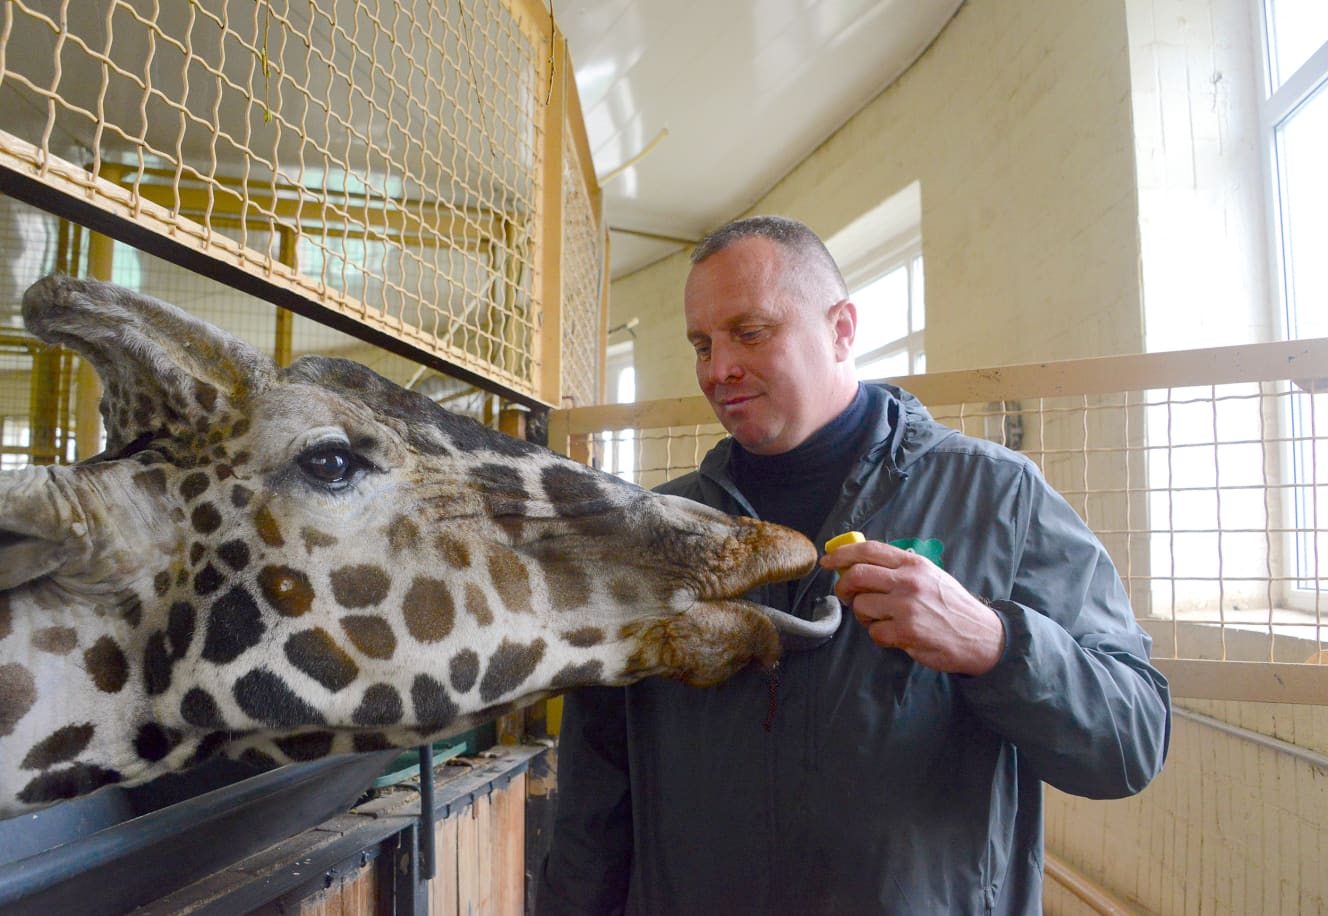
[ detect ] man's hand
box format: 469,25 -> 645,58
819,540 -> 1006,675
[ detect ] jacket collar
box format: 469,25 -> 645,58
697,382 -> 952,495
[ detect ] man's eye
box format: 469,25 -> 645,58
694,346 -> 711,360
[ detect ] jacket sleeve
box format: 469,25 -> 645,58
535,685 -> 633,916
956,464 -> 1172,799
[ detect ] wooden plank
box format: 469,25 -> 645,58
555,395 -> 719,436
491,773 -> 527,916
887,337 -> 1328,404
431,811 -> 460,916
1156,659 -> 1328,705
456,797 -> 481,913
475,793 -> 495,914
551,336 -> 1328,438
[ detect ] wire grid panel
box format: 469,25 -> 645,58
558,117 -> 602,408
927,382 -> 1326,665
550,339 -> 1328,693
0,0 -> 554,400
575,422 -> 728,492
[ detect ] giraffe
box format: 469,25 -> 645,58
0,275 -> 841,818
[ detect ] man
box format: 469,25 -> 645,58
537,216 -> 1170,914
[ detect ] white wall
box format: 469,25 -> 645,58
612,0 -> 1144,401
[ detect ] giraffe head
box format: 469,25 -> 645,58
0,275 -> 839,815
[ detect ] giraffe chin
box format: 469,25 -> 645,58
621,595 -> 842,688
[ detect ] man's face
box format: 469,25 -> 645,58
684,237 -> 854,455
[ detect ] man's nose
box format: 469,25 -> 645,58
706,340 -> 743,385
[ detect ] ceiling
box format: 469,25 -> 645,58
556,0 -> 964,280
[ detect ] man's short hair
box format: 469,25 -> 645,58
690,215 -> 848,298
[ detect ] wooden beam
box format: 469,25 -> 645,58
1155,659 -> 1328,705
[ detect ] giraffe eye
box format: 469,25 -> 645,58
297,445 -> 363,488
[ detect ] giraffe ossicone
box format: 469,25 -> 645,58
0,275 -> 840,817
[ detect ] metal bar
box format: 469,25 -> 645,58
416,745 -> 436,882
0,154 -> 550,409
1174,706 -> 1328,771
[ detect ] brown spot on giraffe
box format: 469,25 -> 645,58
487,550 -> 532,613
300,527 -> 337,554
258,565 -> 315,617
153,571 -> 172,597
410,674 -> 458,729
610,577 -> 642,605
217,539 -> 251,571
464,582 -> 494,626
552,660 -> 604,690
562,627 -> 606,648
179,471 -> 210,502
233,668 -> 325,728
18,764 -> 122,805
330,564 -> 391,608
180,688 -> 225,729
231,484 -> 253,509
191,502 -> 222,535
285,628 -> 359,692
340,616 -> 397,659
31,627 -> 77,655
121,594 -> 143,628
547,563 -> 592,609
193,563 -> 224,596
20,723 -> 96,770
450,649 -> 480,693
193,379 -> 219,412
352,684 -> 403,726
353,732 -> 394,753
388,516 -> 420,555
238,747 -> 279,770
435,533 -> 471,568
133,722 -> 181,762
0,664 -> 37,736
276,731 -> 334,761
402,577 -> 455,643
254,504 -> 284,546
479,638 -> 546,703
132,467 -> 168,496
84,636 -> 129,693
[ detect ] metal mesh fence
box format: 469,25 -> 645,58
0,190 -> 520,467
0,0 -> 589,404
558,117 -> 602,408
553,339 -> 1328,701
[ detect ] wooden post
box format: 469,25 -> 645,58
536,27 -> 567,408
274,227 -> 296,366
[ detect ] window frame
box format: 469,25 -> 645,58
844,235 -> 925,380
1257,2 -> 1328,611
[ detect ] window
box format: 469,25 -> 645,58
1262,1 -> 1328,606
1,416 -> 30,470
850,245 -> 925,380
599,339 -> 637,480
828,181 -> 925,381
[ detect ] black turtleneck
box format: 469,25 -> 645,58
728,383 -> 881,546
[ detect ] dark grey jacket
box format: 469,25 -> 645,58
538,385 -> 1171,915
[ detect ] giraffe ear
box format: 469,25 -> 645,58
22,275 -> 277,454
0,466 -> 78,591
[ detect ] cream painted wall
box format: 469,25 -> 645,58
612,0 -> 1144,402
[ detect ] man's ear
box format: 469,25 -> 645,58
830,299 -> 857,360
